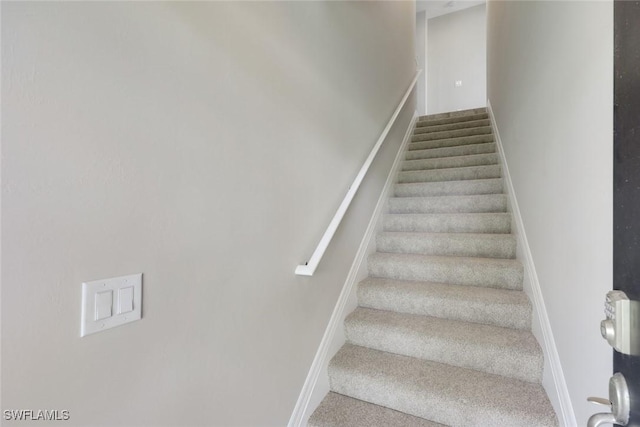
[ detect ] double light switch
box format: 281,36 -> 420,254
81,273 -> 142,337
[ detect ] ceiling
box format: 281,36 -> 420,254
416,0 -> 486,19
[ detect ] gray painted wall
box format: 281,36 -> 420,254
1,2 -> 416,426
427,4 -> 487,114
487,1 -> 613,425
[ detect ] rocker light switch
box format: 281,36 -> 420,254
81,273 -> 142,337
95,291 -> 113,320
118,287 -> 134,314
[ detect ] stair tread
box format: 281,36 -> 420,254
358,276 -> 529,306
399,164 -> 499,172
346,307 -> 542,382
394,178 -> 503,197
309,392 -> 446,427
358,277 -> 531,329
398,164 -> 501,184
369,251 -> 522,268
411,126 -> 493,143
413,119 -> 491,135
416,112 -> 489,128
405,143 -> 496,161
409,134 -> 495,151
329,344 -> 557,427
390,193 -> 507,203
368,252 -> 523,290
383,212 -> 512,234
376,231 -> 516,258
377,231 -> 516,252
377,230 -> 516,240
402,153 -> 498,171
388,194 -> 507,214
407,133 -> 494,151
403,152 -> 497,162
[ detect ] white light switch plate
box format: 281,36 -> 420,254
81,273 -> 142,337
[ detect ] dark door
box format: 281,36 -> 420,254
614,1 -> 640,425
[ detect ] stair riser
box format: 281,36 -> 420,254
409,134 -> 495,151
417,112 -> 489,128
398,165 -> 501,184
368,256 -> 523,290
412,126 -> 492,143
376,233 -> 516,258
413,119 -> 491,135
402,153 -> 498,172
383,214 -> 512,234
357,284 -> 531,330
394,179 -> 503,197
388,195 -> 507,214
405,143 -> 496,161
344,316 -> 542,383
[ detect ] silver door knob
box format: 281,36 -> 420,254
587,373 -> 629,427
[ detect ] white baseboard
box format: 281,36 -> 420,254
486,100 -> 576,427
287,111 -> 418,427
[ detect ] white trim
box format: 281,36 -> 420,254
486,100 -> 576,427
287,111 -> 419,427
295,70 -> 422,276
423,15 -> 428,115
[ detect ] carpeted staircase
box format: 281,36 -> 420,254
308,108 -> 558,427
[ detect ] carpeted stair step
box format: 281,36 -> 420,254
398,164 -> 501,184
367,252 -> 523,289
416,112 -> 489,128
345,307 -> 543,383
402,153 -> 498,171
308,392 -> 446,427
388,194 -> 507,214
383,212 -> 512,233
328,344 -> 557,427
394,178 -> 503,197
376,231 -> 516,258
413,118 -> 491,135
411,126 -> 492,143
409,133 -> 495,151
357,277 -> 531,330
405,142 -> 496,161
418,107 -> 487,122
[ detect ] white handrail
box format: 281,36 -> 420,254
295,70 -> 422,276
